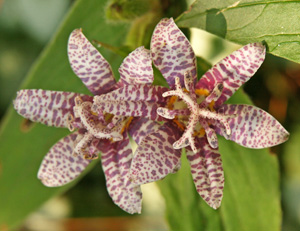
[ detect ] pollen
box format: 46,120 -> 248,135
90,110 -> 98,116
209,101 -> 215,111
183,88 -> 189,93
167,95 -> 178,109
104,113 -> 114,123
195,88 -> 210,97
193,128 -> 205,137
173,118 -> 185,131
199,128 -> 206,136
84,153 -> 98,160
120,116 -> 134,134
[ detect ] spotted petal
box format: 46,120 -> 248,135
151,18 -> 197,88
129,117 -> 162,145
93,85 -> 168,121
130,122 -> 182,185
38,133 -> 91,186
196,43 -> 266,107
186,137 -> 224,209
100,133 -> 142,214
13,89 -> 92,128
94,84 -> 168,104
118,46 -> 154,86
216,104 -> 289,148
68,29 -> 116,95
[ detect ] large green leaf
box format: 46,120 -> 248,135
176,0 -> 300,63
157,89 -> 281,231
0,0 -> 130,229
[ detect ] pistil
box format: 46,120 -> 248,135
157,74 -> 232,152
66,96 -> 130,158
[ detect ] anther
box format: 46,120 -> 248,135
67,114 -> 75,132
202,83 -> 223,106
75,96 -> 83,106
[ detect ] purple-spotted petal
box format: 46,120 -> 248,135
93,85 -> 168,121
95,100 -> 163,121
129,117 -> 162,145
130,122 -> 182,185
216,104 -> 289,148
151,18 -> 197,88
38,133 -> 91,187
68,29 -> 116,95
118,46 -> 154,86
186,137 -> 224,209
94,84 -> 168,104
14,89 -> 92,128
196,43 -> 266,107
100,133 -> 142,214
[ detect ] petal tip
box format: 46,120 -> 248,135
38,174 -> 55,187
206,191 -> 223,210
70,28 -> 83,37
211,200 -> 222,210
250,42 -> 266,57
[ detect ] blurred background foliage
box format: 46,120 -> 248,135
0,0 -> 300,230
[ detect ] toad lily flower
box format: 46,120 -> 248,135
129,18 -> 289,209
13,29 -> 169,214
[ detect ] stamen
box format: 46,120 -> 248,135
84,153 -> 98,160
184,71 -> 196,100
201,83 -> 223,107
167,95 -> 178,109
200,119 -> 218,149
75,96 -> 83,106
195,88 -> 210,97
107,115 -> 123,129
73,133 -> 93,156
67,114 -> 75,132
173,119 -> 185,131
120,116 -> 134,134
208,101 -> 215,111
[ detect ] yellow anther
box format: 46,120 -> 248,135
67,114 -> 74,122
199,128 -> 206,136
209,101 -> 215,111
173,119 -> 185,131
167,96 -> 178,109
84,153 -> 98,160
183,88 -> 189,94
90,110 -> 98,116
75,96 -> 83,106
67,114 -> 75,132
120,117 -> 134,134
195,88 -> 210,97
193,128 -> 206,137
104,113 -> 114,123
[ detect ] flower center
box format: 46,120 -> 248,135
66,96 -> 128,159
157,71 -> 231,153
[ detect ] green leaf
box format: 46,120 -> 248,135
176,0 -> 300,63
0,0 -> 130,229
157,89 -> 281,231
